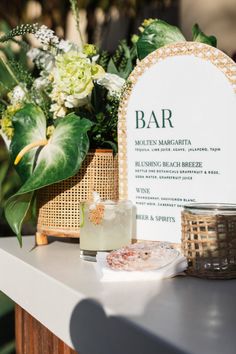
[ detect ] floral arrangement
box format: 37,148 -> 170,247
0,12 -> 216,244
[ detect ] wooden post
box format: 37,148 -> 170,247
15,305 -> 78,354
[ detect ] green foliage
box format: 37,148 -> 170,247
0,292 -> 15,354
0,60 -> 16,95
8,60 -> 33,89
89,96 -> 119,152
10,105 -> 47,182
0,21 -> 30,83
107,40 -> 136,79
135,20 -> 217,61
0,24 -> 39,43
192,24 -> 217,47
89,83 -> 119,151
0,138 -> 21,239
0,341 -> 15,354
0,139 -> 21,209
5,104 -> 93,245
30,87 -> 52,121
0,292 -> 14,318
136,20 -> 186,60
97,50 -> 110,71
0,101 -> 6,114
4,193 -> 33,246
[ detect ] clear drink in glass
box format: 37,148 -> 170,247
80,200 -> 133,261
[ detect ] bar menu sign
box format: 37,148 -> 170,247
118,42 -> 236,243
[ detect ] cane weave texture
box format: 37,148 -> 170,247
37,150 -> 118,238
181,211 -> 236,279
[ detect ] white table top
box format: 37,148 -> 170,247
0,236 -> 236,354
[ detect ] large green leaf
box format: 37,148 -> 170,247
5,110 -> 93,245
136,20 -> 186,60
17,113 -> 93,193
10,104 -> 47,182
4,192 -> 34,246
192,24 -> 217,47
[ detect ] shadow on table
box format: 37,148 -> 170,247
69,298 -> 186,354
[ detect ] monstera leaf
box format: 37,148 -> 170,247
136,20 -> 186,60
192,24 -> 217,47
5,104 -> 93,245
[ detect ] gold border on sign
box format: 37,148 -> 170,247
118,41 -> 236,199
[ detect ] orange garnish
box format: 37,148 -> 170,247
89,203 -> 105,225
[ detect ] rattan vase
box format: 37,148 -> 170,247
36,149 -> 118,245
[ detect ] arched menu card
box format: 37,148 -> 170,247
118,42 -> 236,243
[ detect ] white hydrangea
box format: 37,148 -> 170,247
34,25 -> 59,50
97,73 -> 125,96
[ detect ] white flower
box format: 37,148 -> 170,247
58,40 -> 74,53
27,48 -> 41,61
9,85 -> 27,105
97,73 -> 125,96
33,77 -> 49,90
27,47 -> 55,72
91,54 -> 99,63
34,25 -> 59,49
50,103 -> 67,118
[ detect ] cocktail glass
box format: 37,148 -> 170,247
80,200 -> 133,261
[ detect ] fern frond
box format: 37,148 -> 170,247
112,40 -> 130,71
0,23 -> 39,43
119,56 -> 129,72
97,51 -> 110,70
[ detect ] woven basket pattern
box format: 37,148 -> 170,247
181,211 -> 236,279
37,151 -> 118,238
